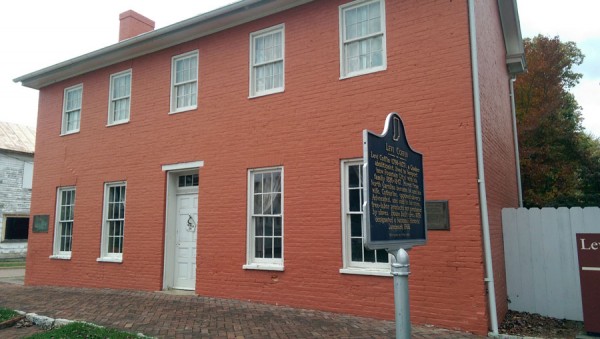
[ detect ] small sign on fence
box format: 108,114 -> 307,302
576,233 -> 600,334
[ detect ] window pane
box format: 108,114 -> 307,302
274,238 -> 282,258
263,173 -> 272,193
254,173 -> 262,193
273,217 -> 282,236
264,217 -> 273,236
254,194 -> 262,215
351,238 -> 363,261
264,238 -> 273,258
255,238 -> 263,258
364,248 -> 376,262
350,214 -> 362,237
349,188 -> 361,212
272,193 -> 281,215
376,249 -> 389,263
255,217 -> 264,236
349,165 -> 361,188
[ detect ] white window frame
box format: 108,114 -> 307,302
107,69 -> 132,126
339,0 -> 387,79
170,50 -> 199,114
243,167 -> 284,271
61,84 -> 83,135
50,187 -> 76,260
98,181 -> 126,263
340,159 -> 391,276
249,24 -> 285,98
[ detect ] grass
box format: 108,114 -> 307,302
0,261 -> 26,268
26,322 -> 141,338
0,308 -> 20,323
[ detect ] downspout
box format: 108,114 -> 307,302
467,0 -> 499,335
509,77 -> 524,207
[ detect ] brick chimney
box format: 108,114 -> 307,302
119,10 -> 155,41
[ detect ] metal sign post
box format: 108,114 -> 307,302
390,248 -> 411,339
363,112 -> 426,339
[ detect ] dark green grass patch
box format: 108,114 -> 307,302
26,322 -> 141,339
0,308 -> 19,322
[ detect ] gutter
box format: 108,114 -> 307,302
509,77 -> 523,207
467,0 -> 499,335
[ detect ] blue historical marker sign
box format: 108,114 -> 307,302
363,113 -> 426,250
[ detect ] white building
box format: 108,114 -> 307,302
0,122 -> 35,259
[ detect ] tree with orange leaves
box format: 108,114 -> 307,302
515,35 -> 600,207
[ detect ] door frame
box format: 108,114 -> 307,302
161,161 -> 203,290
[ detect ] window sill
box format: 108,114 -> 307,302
339,267 -> 391,277
243,263 -> 284,271
49,254 -> 71,260
106,120 -> 130,127
169,106 -> 197,115
339,66 -> 387,80
249,88 -> 284,99
97,257 -> 123,263
60,130 -> 80,137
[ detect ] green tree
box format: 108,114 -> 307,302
515,35 -> 600,207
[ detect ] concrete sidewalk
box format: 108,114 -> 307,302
0,282 -> 484,338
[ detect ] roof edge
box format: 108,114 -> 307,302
14,0 -> 313,89
497,0 -> 526,74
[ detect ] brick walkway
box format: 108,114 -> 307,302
0,282 -> 484,338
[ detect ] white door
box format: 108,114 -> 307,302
173,193 -> 198,290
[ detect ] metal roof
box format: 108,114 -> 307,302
0,122 -> 36,154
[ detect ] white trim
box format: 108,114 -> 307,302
338,0 -> 387,79
162,161 -> 205,172
249,24 -> 285,98
245,166 -> 284,268
96,257 -> 123,263
53,186 -> 76,257
163,168 -> 200,290
60,84 -> 83,135
339,268 -> 390,277
582,267 -> 600,271
49,254 -> 72,260
99,181 -> 127,261
340,159 -> 390,273
243,263 -> 284,271
170,50 -> 199,114
107,69 -> 132,126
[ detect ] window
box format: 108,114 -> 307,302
61,84 -> 82,134
339,0 -> 386,78
340,160 -> 389,275
244,167 -> 283,270
250,25 -> 285,97
52,187 -> 75,258
2,216 -> 29,242
178,174 -> 198,187
23,162 -> 33,189
108,70 -> 131,125
99,182 -> 126,262
170,51 -> 198,113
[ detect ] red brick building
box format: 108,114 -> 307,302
15,0 -> 525,335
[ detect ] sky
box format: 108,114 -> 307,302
1,0 -> 599,137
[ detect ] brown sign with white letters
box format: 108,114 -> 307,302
576,233 -> 600,334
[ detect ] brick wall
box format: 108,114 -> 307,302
25,0 -> 514,334
475,0 -> 520,324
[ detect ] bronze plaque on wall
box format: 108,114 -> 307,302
32,215 -> 49,233
426,201 -> 449,230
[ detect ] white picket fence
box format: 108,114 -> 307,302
502,207 -> 600,321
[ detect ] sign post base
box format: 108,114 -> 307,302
390,248 -> 411,339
